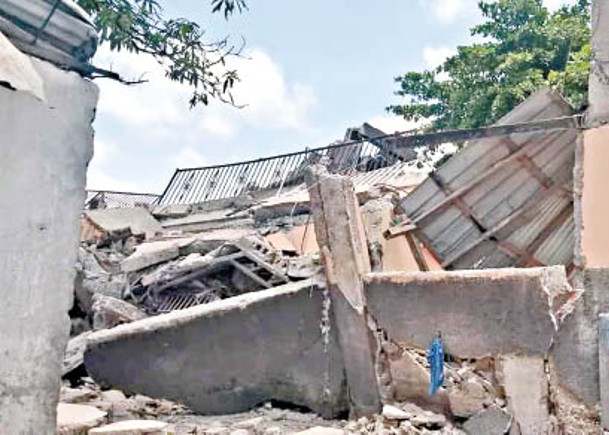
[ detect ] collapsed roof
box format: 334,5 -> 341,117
400,89 -> 577,272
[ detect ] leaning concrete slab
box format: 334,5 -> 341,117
0,57 -> 98,433
364,267 -> 573,358
85,279 -> 348,417
306,165 -> 382,417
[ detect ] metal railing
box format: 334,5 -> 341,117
158,131 -> 415,205
85,190 -> 160,209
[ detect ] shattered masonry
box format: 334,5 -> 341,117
2,0 -> 609,434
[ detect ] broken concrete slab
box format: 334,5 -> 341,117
448,378 -> 491,418
497,355 -> 548,435
92,294 -> 147,330
306,165 -> 381,417
120,240 -> 188,273
57,403 -> 106,434
152,203 -> 193,219
85,279 -> 348,418
550,268 -> 609,408
364,267 -> 574,358
62,332 -> 92,376
387,349 -> 448,415
462,406 -> 512,435
89,420 -> 168,434
382,405 -> 410,420
83,208 -> 162,241
160,209 -> 254,233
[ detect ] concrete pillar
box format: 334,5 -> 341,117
599,313 -> 609,429
0,58 -> 98,432
305,165 -> 382,417
555,0 -> 609,417
588,0 -> 609,125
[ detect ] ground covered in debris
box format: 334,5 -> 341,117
60,380 -> 472,434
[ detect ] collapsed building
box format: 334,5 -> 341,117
3,0 -> 609,434
64,87 -> 600,434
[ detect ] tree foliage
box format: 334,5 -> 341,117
388,0 -> 591,130
77,0 -> 247,107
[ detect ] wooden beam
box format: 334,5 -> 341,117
441,184 -> 570,268
405,232 -> 430,272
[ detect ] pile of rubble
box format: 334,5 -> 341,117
60,160 -> 600,434
71,203 -> 324,334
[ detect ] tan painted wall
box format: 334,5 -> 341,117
582,126 -> 609,267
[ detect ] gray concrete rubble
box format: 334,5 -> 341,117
57,403 -> 107,435
92,294 -> 147,331
364,266 -> 576,358
497,356 -> 549,435
83,207 -> 163,242
62,332 -> 93,376
84,279 -> 349,418
462,406 -> 512,435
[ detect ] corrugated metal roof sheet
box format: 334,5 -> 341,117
400,89 -> 577,271
0,0 -> 97,69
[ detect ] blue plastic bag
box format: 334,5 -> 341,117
427,335 -> 444,396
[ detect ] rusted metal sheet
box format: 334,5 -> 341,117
400,89 -> 578,270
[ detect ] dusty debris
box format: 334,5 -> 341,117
57,403 -> 106,434
89,420 -> 168,434
462,406 -> 512,435
62,332 -> 92,376
92,294 -> 147,330
82,208 -> 162,243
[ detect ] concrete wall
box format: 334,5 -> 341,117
364,267 -> 573,358
0,58 -> 98,432
85,280 -> 349,418
551,268 -> 609,407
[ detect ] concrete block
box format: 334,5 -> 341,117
63,332 -> 93,376
152,204 -> 192,219
89,420 -> 168,434
92,294 -> 147,330
463,406 -> 512,435
120,240 -> 181,273
84,279 -> 348,417
57,403 -> 106,434
498,356 -> 548,435
306,166 -> 381,417
448,378 -> 489,418
364,267 -> 573,358
0,58 -> 98,433
388,350 -> 448,415
83,208 -> 162,241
